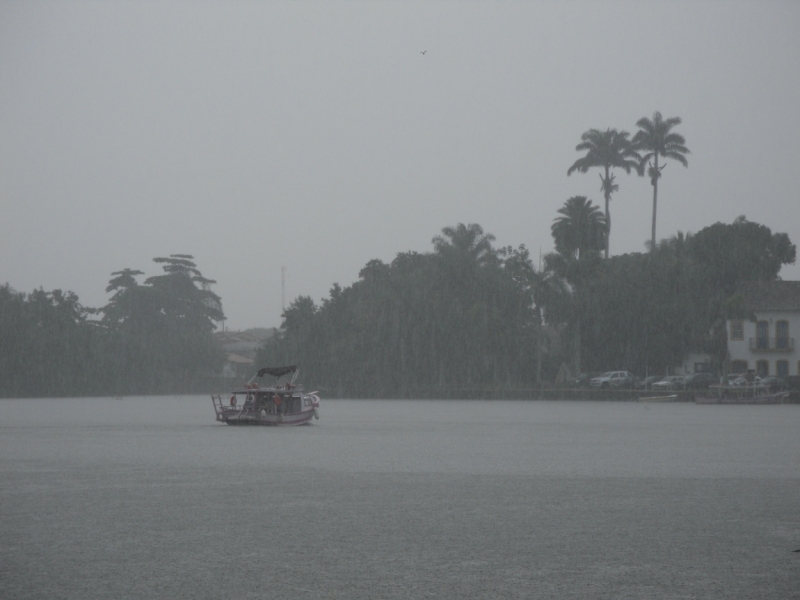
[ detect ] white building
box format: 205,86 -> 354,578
727,281 -> 800,378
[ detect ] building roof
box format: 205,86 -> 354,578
738,281 -> 800,312
227,353 -> 254,364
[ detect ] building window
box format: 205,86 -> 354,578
731,360 -> 748,374
756,360 -> 769,377
757,321 -> 769,349
776,321 -> 789,349
730,320 -> 744,340
777,360 -> 788,378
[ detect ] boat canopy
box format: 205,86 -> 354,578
257,365 -> 297,378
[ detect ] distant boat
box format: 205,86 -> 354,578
211,365 -> 320,426
696,385 -> 788,405
638,394 -> 678,403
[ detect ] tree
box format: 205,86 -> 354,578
688,216 -> 796,296
632,112 -> 690,250
550,196 -> 607,260
528,265 -> 569,386
100,255 -> 225,393
432,223 -> 497,267
0,284 -> 96,397
546,197 -> 606,376
258,225 -> 542,397
567,128 -> 640,258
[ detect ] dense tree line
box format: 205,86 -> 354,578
257,216 -> 795,398
549,214 -> 796,378
0,255 -> 224,397
255,224 -> 554,397
3,110 -> 796,399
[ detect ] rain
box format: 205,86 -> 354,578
2,3 -> 800,599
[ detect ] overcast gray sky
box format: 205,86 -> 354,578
2,1 -> 799,330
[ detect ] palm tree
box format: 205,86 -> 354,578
432,223 -> 496,267
548,196 -> 606,376
567,128 -> 640,258
550,196 -> 607,260
632,112 -> 690,251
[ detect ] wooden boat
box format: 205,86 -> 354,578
212,365 -> 320,426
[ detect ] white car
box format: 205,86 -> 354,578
589,371 -> 635,388
731,375 -> 762,387
651,375 -> 685,390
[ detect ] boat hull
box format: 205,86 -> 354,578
212,387 -> 320,426
218,408 -> 316,426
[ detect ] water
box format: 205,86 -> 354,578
2,397 -> 799,599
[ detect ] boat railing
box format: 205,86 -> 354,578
211,393 -> 308,420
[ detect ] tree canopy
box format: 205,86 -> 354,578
0,256 -> 225,397
256,224 -> 550,397
567,128 -> 639,258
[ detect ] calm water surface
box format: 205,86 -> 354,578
2,397 -> 799,599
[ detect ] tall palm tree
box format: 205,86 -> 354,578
567,128 -> 640,258
550,196 -> 607,260
632,112 -> 690,251
548,196 -> 606,376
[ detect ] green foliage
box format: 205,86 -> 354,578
567,128 -> 639,258
633,112 -> 690,170
550,196 -> 607,260
632,111 -> 690,249
688,216 -> 797,296
0,284 -> 97,397
99,255 -> 225,394
256,224 -> 548,397
579,247 -> 705,375
0,256 -> 225,398
576,219 -> 795,375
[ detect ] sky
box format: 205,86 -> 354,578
1,1 -> 799,330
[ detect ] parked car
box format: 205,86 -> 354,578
651,375 -> 685,390
731,375 -> 762,387
634,375 -> 664,390
759,376 -> 787,391
726,373 -> 744,386
590,371 -> 636,388
572,372 -> 602,388
683,372 -> 716,390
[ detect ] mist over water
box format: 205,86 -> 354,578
2,398 -> 799,598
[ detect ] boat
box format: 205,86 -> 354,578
695,384 -> 788,405
638,394 -> 678,402
211,365 -> 320,426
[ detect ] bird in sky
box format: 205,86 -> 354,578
420,50 -> 426,55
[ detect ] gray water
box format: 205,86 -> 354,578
1,397 -> 799,599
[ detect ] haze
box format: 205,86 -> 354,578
2,1 -> 799,330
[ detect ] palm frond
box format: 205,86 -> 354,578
663,132 -> 687,146
664,151 -> 689,166
567,156 -> 596,175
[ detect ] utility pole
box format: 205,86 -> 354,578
281,266 -> 286,312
